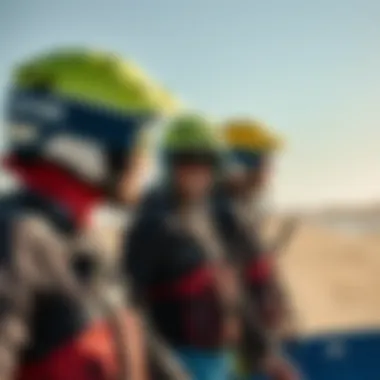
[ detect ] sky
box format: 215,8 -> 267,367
0,0 -> 379,208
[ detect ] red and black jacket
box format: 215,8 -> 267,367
0,159 -> 131,380
125,187 -> 236,350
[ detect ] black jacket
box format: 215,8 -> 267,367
0,190 -> 113,378
124,185 -> 270,357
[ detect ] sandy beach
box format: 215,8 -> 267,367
277,220 -> 380,336
91,205 -> 380,337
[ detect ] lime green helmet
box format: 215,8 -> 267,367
12,47 -> 179,114
5,47 -> 180,189
161,113 -> 223,167
162,113 -> 221,154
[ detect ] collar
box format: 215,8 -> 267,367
4,156 -> 103,227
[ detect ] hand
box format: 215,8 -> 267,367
264,356 -> 301,380
259,280 -> 288,331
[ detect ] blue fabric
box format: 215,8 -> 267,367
7,87 -> 153,154
233,330 -> 380,380
232,373 -> 268,380
228,150 -> 265,169
283,330 -> 380,380
234,330 -> 380,380
175,348 -> 233,380
247,375 -> 269,380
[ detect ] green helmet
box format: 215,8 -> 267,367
162,113 -> 222,157
12,47 -> 180,114
6,47 -> 180,188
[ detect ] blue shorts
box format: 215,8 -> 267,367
175,347 -> 233,380
233,373 -> 269,380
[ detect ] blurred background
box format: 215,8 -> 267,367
0,0 -> 379,342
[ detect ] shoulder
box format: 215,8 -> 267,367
127,202 -> 173,254
211,184 -> 238,228
0,193 -> 77,291
138,185 -> 170,217
132,185 -> 177,237
0,193 -> 27,266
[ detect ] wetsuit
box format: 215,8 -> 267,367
124,186 -> 235,380
124,186 -> 270,380
212,182 -> 284,377
0,181 -> 144,380
212,183 -> 277,319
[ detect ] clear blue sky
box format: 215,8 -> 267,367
1,0 -> 379,207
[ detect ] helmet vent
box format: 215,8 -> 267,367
29,76 -> 55,94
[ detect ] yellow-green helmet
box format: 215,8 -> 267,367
161,113 -> 222,166
5,47 -> 180,187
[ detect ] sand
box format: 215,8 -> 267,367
90,205 -> 380,338
277,222 -> 380,336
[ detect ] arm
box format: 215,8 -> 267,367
224,205 -> 284,328
216,205 -> 294,375
0,247 -> 31,380
123,217 -> 190,380
0,213 -> 77,380
229,212 -> 301,379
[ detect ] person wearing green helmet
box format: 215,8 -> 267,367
161,113 -> 223,198
0,47 -> 179,380
124,113 -> 244,380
